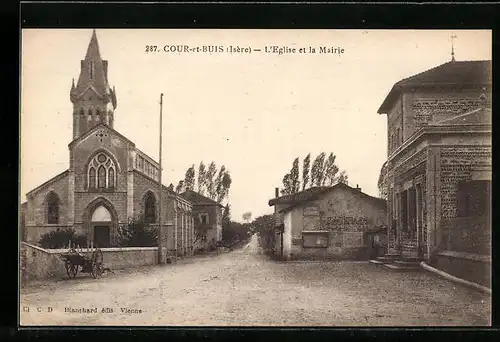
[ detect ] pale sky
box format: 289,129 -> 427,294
20,29 -> 492,222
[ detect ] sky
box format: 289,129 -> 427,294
20,29 -> 492,222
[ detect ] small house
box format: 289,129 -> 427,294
268,183 -> 387,260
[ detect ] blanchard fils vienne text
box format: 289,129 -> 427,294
64,307 -> 143,314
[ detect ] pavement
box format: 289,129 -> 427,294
20,234 -> 491,326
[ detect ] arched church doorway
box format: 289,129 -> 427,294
91,205 -> 112,248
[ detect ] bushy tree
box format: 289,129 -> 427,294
253,214 -> 276,255
39,228 -> 87,249
198,162 -> 206,195
302,153 -> 311,190
117,215 -> 158,247
184,165 -> 196,191
290,157 -> 301,193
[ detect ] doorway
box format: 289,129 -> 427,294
90,205 -> 113,248
94,225 -> 111,248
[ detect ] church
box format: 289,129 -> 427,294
21,30 -> 195,256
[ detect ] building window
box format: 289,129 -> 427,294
144,192 -> 156,224
46,192 -> 60,224
199,213 -> 209,225
87,152 -> 117,190
80,108 -> 85,116
108,168 -> 115,189
98,166 -> 106,188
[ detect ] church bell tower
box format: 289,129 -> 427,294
70,29 -> 117,140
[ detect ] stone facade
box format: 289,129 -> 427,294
378,59 -> 492,270
23,30 -> 194,258
180,190 -> 223,251
269,183 -> 387,260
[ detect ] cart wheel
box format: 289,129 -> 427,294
65,260 -> 78,279
91,249 -> 104,279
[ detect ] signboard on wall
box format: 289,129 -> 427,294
303,206 -> 320,216
342,231 -> 364,247
303,232 -> 328,248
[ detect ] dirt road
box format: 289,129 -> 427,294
20,234 -> 490,326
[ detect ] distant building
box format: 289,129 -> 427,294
180,190 -> 223,250
378,58 -> 492,286
268,183 -> 387,260
22,30 -> 195,256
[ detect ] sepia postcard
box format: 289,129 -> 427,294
19,28 -> 492,327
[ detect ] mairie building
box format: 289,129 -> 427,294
21,30 -> 195,256
377,56 -> 492,286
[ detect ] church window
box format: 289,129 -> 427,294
46,192 -> 60,224
89,167 -> 96,189
80,108 -> 85,116
144,192 -> 156,224
87,152 -> 117,190
108,168 -> 115,189
98,166 -> 106,188
88,108 -> 93,117
96,108 -> 101,121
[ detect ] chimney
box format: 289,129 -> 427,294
275,187 -> 279,198
356,184 -> 361,191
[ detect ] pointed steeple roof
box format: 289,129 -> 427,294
70,29 -> 117,109
85,29 -> 102,61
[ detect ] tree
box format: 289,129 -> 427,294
281,173 -> 292,195
324,153 -> 340,186
337,170 -> 348,185
215,165 -> 232,203
175,180 -> 185,194
205,162 -> 217,199
253,214 -> 276,255
290,157 -> 300,193
378,161 -> 388,199
117,215 -> 158,247
184,165 -> 196,191
222,203 -> 231,224
198,162 -> 206,195
217,171 -> 232,203
302,153 -> 311,190
39,228 -> 87,249
311,152 -> 326,187
242,212 -> 252,223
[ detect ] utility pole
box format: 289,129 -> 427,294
158,93 -> 164,265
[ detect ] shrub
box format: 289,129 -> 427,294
117,215 -> 158,247
39,228 -> 87,249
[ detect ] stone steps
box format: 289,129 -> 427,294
369,253 -> 422,272
384,263 -> 420,271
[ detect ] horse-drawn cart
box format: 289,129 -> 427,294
60,244 -> 105,279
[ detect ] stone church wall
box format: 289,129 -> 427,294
25,172 -> 70,244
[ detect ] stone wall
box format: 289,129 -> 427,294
434,251 -> 491,288
440,145 -> 492,220
440,216 -> 490,255
21,242 -> 162,283
285,186 -> 387,260
25,172 -> 70,227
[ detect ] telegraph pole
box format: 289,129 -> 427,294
158,93 -> 164,264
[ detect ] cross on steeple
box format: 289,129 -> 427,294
451,33 -> 457,62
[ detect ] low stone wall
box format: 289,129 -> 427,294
20,242 -> 162,283
433,251 -> 491,288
